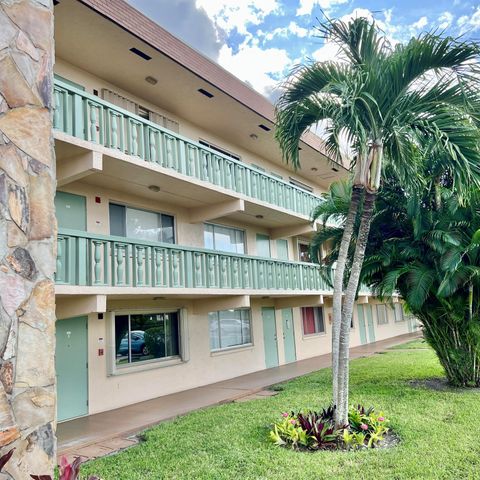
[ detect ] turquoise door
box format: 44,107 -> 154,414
56,316 -> 88,421
365,305 -> 376,343
262,307 -> 279,368
55,191 -> 86,230
357,305 -> 368,345
256,234 -> 271,257
281,309 -> 296,363
276,239 -> 289,260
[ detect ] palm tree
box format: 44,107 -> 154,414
275,17 -> 480,425
363,167 -> 480,386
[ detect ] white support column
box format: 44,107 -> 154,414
189,198 -> 244,223
192,295 -> 250,315
57,150 -> 103,186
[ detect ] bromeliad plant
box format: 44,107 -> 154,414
269,405 -> 389,451
344,405 -> 389,449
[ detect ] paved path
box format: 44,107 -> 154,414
58,332 -> 421,461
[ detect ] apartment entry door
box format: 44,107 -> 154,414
56,316 -> 89,422
357,305 -> 376,345
281,309 -> 296,363
262,307 -> 279,368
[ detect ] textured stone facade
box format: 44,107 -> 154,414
0,0 -> 56,477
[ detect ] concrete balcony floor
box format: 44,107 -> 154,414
57,332 -> 421,462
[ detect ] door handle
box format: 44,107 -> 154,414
274,334 -> 277,341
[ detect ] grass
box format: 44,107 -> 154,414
83,344 -> 480,479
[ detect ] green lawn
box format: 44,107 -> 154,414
83,345 -> 480,479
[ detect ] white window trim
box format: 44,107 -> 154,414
301,306 -> 326,337
394,303 -> 405,323
208,309 -> 253,352
106,308 -> 188,376
376,304 -> 389,326
109,200 -> 177,244
204,222 -> 247,254
210,343 -> 254,356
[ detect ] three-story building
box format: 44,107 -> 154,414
52,0 -> 418,422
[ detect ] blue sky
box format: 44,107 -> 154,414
128,0 -> 480,99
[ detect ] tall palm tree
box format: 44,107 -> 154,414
275,17 -> 480,425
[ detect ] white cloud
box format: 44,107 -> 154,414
438,11 -> 454,30
261,21 -> 309,41
196,0 -> 280,35
218,42 -> 291,96
411,16 -> 428,30
457,7 -> 480,33
296,0 -> 349,16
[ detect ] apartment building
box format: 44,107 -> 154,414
52,0 -> 418,423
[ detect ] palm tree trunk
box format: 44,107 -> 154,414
336,190 -> 376,426
331,186 -> 363,408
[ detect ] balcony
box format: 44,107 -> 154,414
53,79 -> 323,226
55,229 -> 333,295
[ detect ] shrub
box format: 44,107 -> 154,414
269,404 -> 389,451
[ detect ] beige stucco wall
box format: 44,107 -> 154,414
54,58 -> 326,197
55,294 -> 414,415
58,180 -> 297,259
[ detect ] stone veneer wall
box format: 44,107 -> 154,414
0,0 -> 56,477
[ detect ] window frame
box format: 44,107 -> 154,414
301,306 -> 326,336
394,303 -> 405,323
204,222 -> 246,254
199,139 -> 241,161
376,304 -> 389,325
298,240 -> 312,263
209,309 -> 253,352
110,309 -> 184,373
109,202 -> 176,244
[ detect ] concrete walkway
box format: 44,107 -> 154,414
58,332 -> 420,461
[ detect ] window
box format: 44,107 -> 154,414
204,224 -> 245,254
276,239 -> 289,260
115,312 -> 180,366
110,204 -> 174,243
289,177 -> 313,192
394,303 -> 404,322
256,234 -> 271,257
199,140 -> 241,161
302,307 -> 325,335
298,242 -> 311,263
209,309 -> 252,350
376,304 -> 388,325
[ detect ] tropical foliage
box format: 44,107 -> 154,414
269,404 -> 388,450
275,15 -> 480,424
310,163 -> 480,387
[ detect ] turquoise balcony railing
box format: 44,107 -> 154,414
55,229 -> 332,292
53,78 -> 323,218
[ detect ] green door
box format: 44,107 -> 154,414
262,307 -> 279,368
281,308 -> 296,363
55,191 -> 86,230
56,316 -> 88,421
276,239 -> 289,260
365,305 -> 376,343
256,234 -> 271,257
357,305 -> 368,345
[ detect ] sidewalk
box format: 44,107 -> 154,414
58,332 -> 420,460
